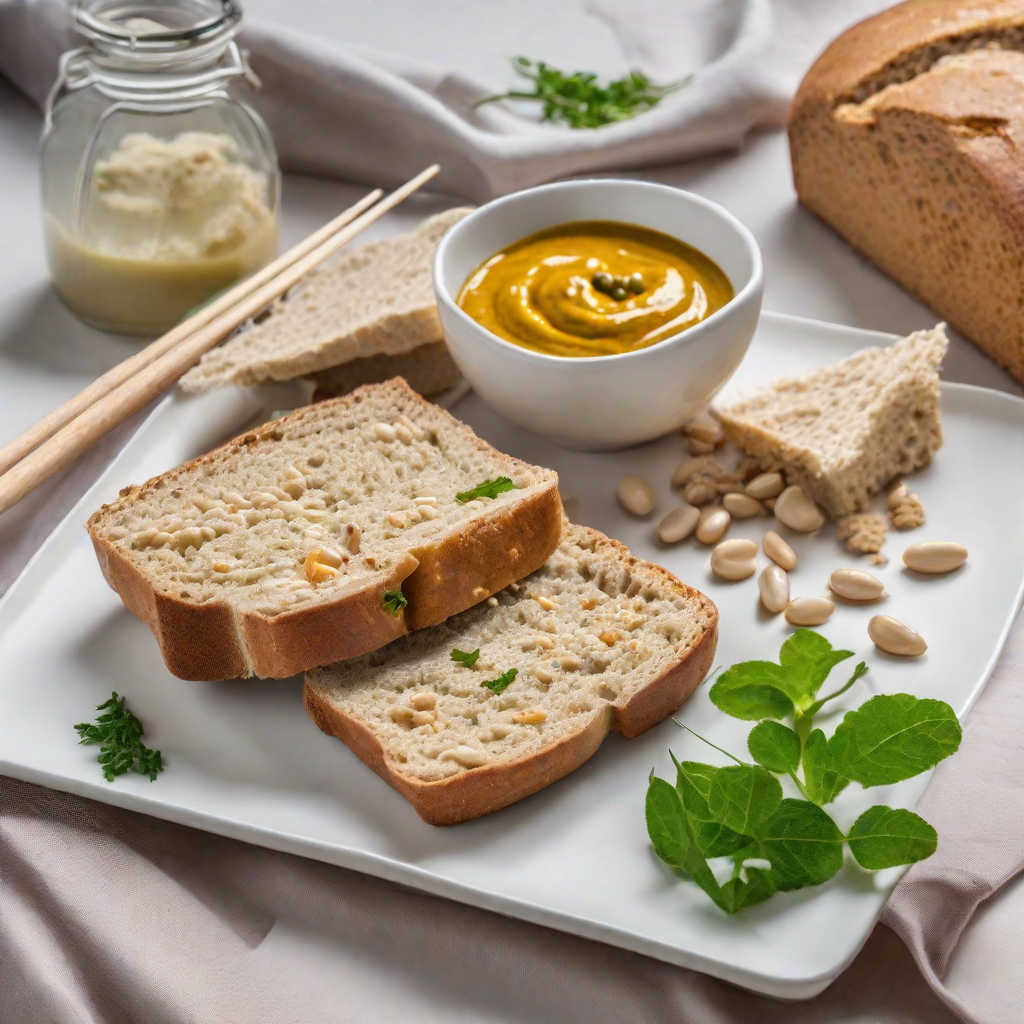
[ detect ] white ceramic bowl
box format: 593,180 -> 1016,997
433,179 -> 763,450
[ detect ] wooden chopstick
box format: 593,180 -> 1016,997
0,164 -> 441,516
0,187 -> 385,479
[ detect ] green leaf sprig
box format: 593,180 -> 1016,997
75,692 -> 163,782
455,477 -> 515,503
451,648 -> 481,668
646,630 -> 961,913
476,57 -> 690,129
482,668 -> 518,695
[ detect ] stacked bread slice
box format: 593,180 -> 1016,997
89,378 -> 718,823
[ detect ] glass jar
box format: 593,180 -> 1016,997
41,0 -> 280,336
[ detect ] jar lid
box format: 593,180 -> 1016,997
74,0 -> 242,55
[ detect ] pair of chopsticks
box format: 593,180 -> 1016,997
0,164 -> 441,517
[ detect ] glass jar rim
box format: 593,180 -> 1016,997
74,0 -> 242,55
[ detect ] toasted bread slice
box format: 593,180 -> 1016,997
180,208 -> 472,394
716,326 -> 946,518
304,524 -> 718,826
87,379 -> 562,681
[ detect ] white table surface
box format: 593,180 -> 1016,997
1,68 -> 1021,1020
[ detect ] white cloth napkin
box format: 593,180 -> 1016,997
0,0 -> 891,201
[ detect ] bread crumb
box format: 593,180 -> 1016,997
871,553 -> 889,566
889,492 -> 925,529
836,513 -> 888,555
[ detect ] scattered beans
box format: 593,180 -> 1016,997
785,596 -> 834,626
689,438 -> 716,456
658,504 -> 700,543
763,530 -> 797,571
711,538 -> 758,580
671,456 -> 714,486
868,614 -> 927,657
683,478 -> 718,506
758,565 -> 790,614
617,475 -> 655,516
715,479 -> 747,495
745,471 -> 783,501
774,485 -> 825,532
829,568 -> 885,602
696,506 -> 731,545
903,541 -> 968,574
723,492 -> 763,519
681,410 -> 724,446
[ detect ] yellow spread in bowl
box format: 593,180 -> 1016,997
456,220 -> 734,358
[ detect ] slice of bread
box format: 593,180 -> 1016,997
87,378 -> 562,681
309,340 -> 461,400
715,326 -> 947,518
304,523 -> 718,826
179,207 -> 472,394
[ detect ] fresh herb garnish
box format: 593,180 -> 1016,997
74,692 -> 163,782
456,477 -> 515,503
481,668 -> 518,695
646,630 -> 960,913
451,648 -> 481,668
382,589 -> 408,614
476,57 -> 690,129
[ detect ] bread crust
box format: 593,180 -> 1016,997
304,528 -> 719,826
87,379 -> 562,681
789,0 -> 1024,384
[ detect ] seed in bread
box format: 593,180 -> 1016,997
716,326 -> 946,518
87,378 -> 562,681
180,207 -> 473,394
304,523 -> 718,826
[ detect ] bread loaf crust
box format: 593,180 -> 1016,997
790,0 -> 1024,384
304,529 -> 718,826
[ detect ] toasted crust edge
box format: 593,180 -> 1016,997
303,529 -> 719,826
87,378 -> 562,681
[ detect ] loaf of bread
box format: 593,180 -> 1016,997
716,326 -> 946,518
789,0 -> 1024,385
180,208 -> 471,395
87,379 -> 562,681
305,523 -> 718,826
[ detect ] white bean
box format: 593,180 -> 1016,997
745,471 -> 783,501
763,530 -> 797,571
711,538 -> 758,580
869,614 -> 927,657
658,504 -> 700,544
785,596 -> 834,626
681,410 -> 723,445
903,542 -> 968,574
774,486 -> 825,532
829,568 -> 885,601
722,492 -> 763,519
758,565 -> 790,614
671,456 -> 715,486
696,507 -> 731,545
617,475 -> 655,517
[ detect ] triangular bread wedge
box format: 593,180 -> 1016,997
304,524 -> 718,826
180,207 -> 472,394
87,379 -> 562,681
716,326 -> 947,517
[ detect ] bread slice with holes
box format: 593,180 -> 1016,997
179,208 -> 472,396
715,326 -> 946,518
87,378 -> 562,681
304,523 -> 718,826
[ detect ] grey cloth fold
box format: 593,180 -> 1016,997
0,0 -> 891,201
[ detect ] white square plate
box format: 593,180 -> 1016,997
1,312 -> 1021,998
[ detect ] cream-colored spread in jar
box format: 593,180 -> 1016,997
46,131 -> 277,335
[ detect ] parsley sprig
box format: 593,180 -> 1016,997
75,692 -> 163,782
455,477 -> 515,503
382,589 -> 408,615
481,668 -> 518,695
647,630 -> 961,914
451,648 -> 481,668
476,57 -> 690,129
